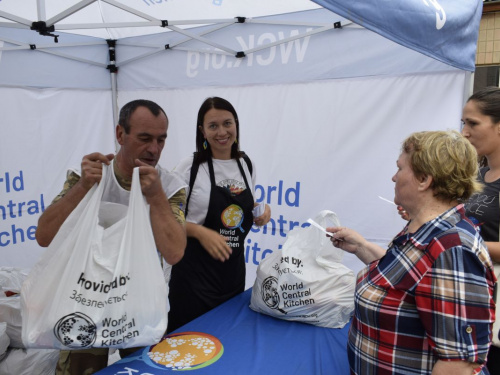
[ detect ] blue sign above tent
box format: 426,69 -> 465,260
312,0 -> 483,71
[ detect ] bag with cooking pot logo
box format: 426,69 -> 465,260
21,165 -> 168,349
250,210 -> 355,328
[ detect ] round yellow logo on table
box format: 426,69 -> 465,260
148,332 -> 224,370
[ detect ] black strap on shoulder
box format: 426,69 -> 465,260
185,156 -> 200,218
185,152 -> 252,217
240,151 -> 253,176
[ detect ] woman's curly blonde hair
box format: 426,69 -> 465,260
402,130 -> 483,202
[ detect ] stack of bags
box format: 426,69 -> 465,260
0,267 -> 59,375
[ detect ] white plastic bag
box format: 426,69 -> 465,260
0,267 -> 28,348
0,294 -> 23,348
0,267 -> 29,295
0,322 -> 9,361
0,347 -> 59,375
250,210 -> 355,328
21,165 -> 168,349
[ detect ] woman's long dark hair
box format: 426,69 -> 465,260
194,97 -> 243,163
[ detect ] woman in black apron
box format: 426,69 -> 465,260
168,97 -> 271,333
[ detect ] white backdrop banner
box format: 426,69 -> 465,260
0,71 -> 466,288
118,70 -> 466,287
0,88 -> 115,267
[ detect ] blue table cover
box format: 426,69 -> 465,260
96,288 -> 350,374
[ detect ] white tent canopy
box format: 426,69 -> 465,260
0,0 -> 482,287
0,0 -> 481,86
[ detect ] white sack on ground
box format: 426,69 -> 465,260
0,268 -> 28,348
0,348 -> 59,375
0,322 -> 10,361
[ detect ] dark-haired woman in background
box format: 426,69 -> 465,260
167,97 -> 271,333
462,86 -> 500,374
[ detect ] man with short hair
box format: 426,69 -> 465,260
35,99 -> 187,374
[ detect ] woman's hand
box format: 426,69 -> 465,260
197,226 -> 232,262
253,204 -> 271,226
326,226 -> 386,264
327,226 -> 365,255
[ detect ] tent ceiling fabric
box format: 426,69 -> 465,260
0,8 -> 460,91
0,0 -> 321,39
0,0 -> 483,76
312,0 -> 483,71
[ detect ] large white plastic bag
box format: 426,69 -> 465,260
0,267 -> 28,348
0,347 -> 59,375
0,267 -> 29,294
250,210 -> 356,328
21,165 -> 168,349
0,322 -> 9,361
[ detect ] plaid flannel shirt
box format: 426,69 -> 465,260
348,204 -> 496,375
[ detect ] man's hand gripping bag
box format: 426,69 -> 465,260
21,165 -> 168,349
250,210 -> 355,328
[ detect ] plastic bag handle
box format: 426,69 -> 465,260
312,210 -> 344,263
85,161 -> 109,202
127,166 -> 151,223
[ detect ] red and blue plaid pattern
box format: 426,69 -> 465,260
348,204 -> 496,375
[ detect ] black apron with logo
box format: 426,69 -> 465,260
167,157 -> 254,333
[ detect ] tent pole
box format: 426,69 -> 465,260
107,39 -> 120,153
111,71 -> 119,153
